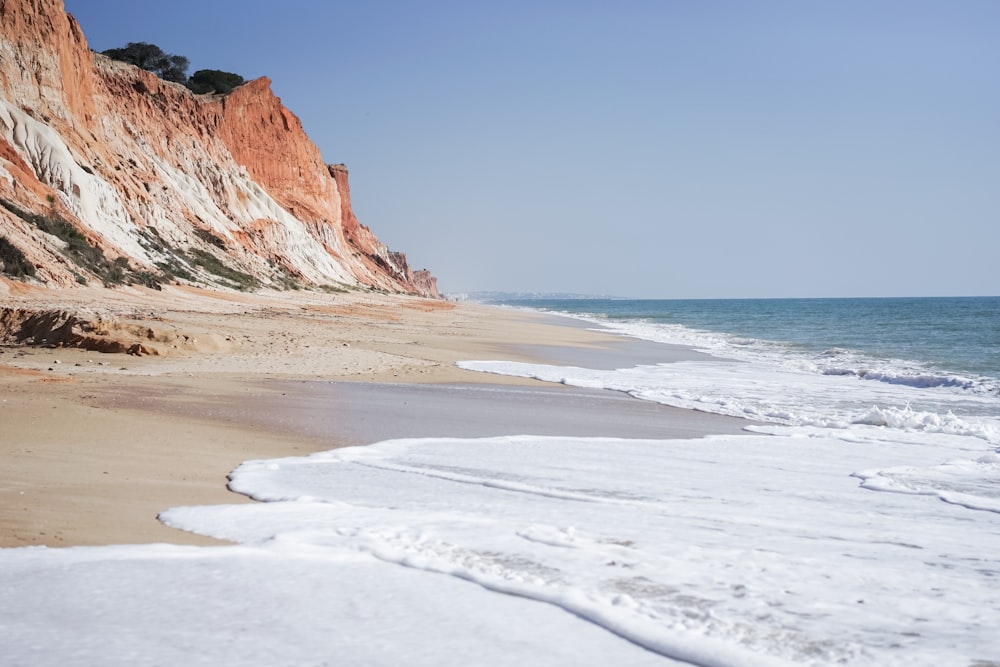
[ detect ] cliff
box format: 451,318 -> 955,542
0,0 -> 439,297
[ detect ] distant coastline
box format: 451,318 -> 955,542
453,290 -> 625,302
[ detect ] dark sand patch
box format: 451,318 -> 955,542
127,380 -> 752,448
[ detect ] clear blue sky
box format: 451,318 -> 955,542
64,0 -> 999,298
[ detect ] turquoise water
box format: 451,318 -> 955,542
491,296 -> 1000,390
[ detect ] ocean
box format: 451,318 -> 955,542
496,296 -> 1000,385
475,296 -> 1000,438
4,297 -> 999,666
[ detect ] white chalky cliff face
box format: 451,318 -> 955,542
0,0 -> 438,296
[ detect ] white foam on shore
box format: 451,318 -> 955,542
457,359 -> 1000,444
4,430 -> 998,665
854,451 -> 1000,513
162,431 -> 1000,664
0,541 -> 678,667
455,356 -> 1000,524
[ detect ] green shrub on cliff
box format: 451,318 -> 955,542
102,42 -> 189,84
102,42 -> 245,95
0,236 -> 35,278
187,69 -> 245,95
0,198 -> 160,288
188,249 -> 259,291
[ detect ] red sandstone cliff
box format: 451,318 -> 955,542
0,0 -> 439,297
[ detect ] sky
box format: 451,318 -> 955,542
63,1 -> 999,299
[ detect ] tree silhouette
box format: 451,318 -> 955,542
102,42 -> 245,94
188,69 -> 246,95
102,42 -> 189,84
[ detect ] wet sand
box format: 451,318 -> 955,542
145,380 -> 751,447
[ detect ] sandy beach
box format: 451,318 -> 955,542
0,282 -> 748,548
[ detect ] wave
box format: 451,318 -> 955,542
854,451 -> 1000,514
851,405 -> 1000,441
823,368 -> 981,391
457,359 -> 1000,446
537,309 -> 1000,399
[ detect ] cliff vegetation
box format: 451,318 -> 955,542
101,42 -> 247,95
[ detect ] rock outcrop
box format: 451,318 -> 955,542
0,0 -> 439,297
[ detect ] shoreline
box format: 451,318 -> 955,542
1,284 -> 749,548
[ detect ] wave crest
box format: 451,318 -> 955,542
822,367 -> 980,391
852,405 -> 1000,441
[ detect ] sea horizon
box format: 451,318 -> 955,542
468,292 -> 1000,302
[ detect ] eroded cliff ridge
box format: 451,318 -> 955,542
0,0 -> 439,297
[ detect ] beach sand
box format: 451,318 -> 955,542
0,283 -> 748,548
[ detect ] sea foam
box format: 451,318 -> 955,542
152,432 -> 1000,666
